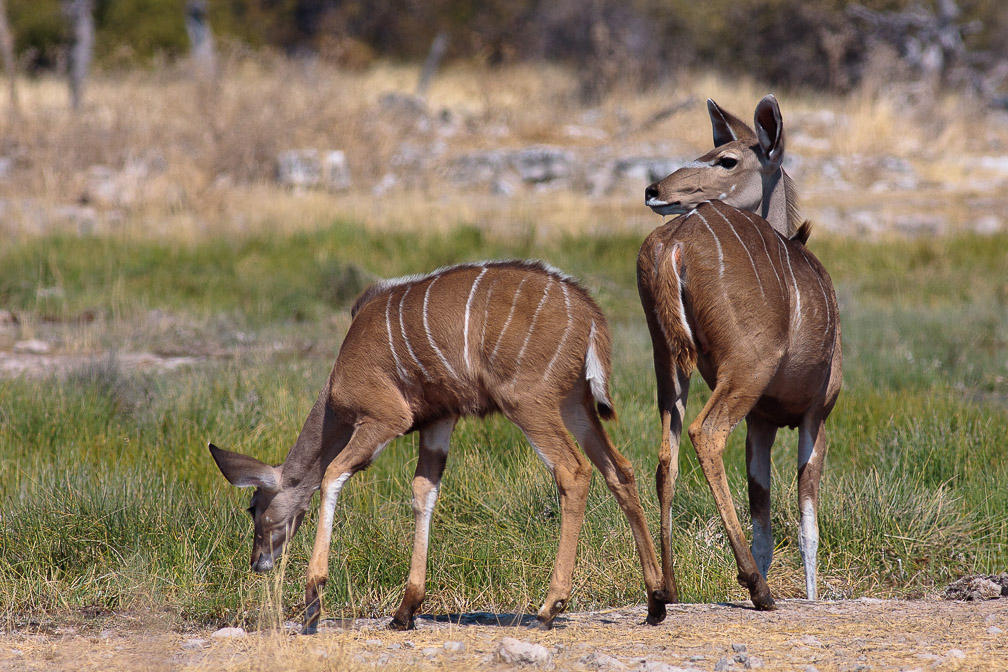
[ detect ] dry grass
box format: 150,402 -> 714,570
1,55 -> 1005,243
1,599 -> 1005,672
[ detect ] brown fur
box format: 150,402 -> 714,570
210,260 -> 666,634
639,199 -> 842,610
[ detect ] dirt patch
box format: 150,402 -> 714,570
2,598 -> 1005,672
0,351 -> 202,379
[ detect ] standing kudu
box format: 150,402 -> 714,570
638,95 -> 842,609
210,260 -> 668,633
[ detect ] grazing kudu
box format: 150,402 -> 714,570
210,260 -> 667,633
637,95 -> 842,609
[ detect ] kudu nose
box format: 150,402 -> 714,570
644,183 -> 660,202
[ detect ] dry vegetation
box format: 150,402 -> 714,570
2,55 -> 1007,243
2,57 -> 1007,672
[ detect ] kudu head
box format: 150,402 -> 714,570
209,443 -> 310,572
644,94 -> 798,236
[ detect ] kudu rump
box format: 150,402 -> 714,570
210,260 -> 668,633
638,95 -> 842,609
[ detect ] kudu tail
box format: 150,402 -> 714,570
653,242 -> 698,375
585,319 -> 617,421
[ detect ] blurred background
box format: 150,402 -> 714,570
1,0 -> 1006,631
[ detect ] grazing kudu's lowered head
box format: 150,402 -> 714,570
637,95 -> 841,612
210,260 -> 667,634
644,94 -> 802,239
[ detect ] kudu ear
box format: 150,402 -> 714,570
708,98 -> 757,147
208,443 -> 281,490
754,94 -> 784,170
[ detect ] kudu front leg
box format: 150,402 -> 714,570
654,367 -> 690,607
303,420 -> 403,635
689,385 -> 775,611
389,417 -> 456,630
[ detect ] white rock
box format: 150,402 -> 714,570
210,626 -> 246,639
421,647 -> 440,656
497,637 -> 553,666
444,641 -> 466,653
988,625 -> 1003,635
181,638 -> 207,650
581,651 -> 627,670
365,639 -> 383,646
14,339 -> 50,354
946,649 -> 966,659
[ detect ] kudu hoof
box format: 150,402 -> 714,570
387,616 -> 415,631
645,601 -> 667,626
528,617 -> 554,631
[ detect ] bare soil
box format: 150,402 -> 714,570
2,598 -> 1005,672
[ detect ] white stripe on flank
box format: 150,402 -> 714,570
398,286 -> 432,381
711,203 -> 765,299
798,247 -> 832,336
696,211 -> 724,278
513,279 -> 553,372
385,294 -> 408,381
740,210 -> 785,295
423,276 -> 459,380
543,283 -> 572,378
463,267 -> 488,374
479,276 -> 497,356
491,276 -> 530,363
780,241 -> 802,328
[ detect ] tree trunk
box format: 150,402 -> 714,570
65,0 -> 94,111
0,0 -> 17,117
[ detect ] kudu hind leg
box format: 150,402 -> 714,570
745,416 -> 778,580
688,381 -> 776,610
654,366 -> 691,607
512,411 -> 592,629
561,390 -> 666,625
303,419 -> 406,634
389,417 -> 456,630
797,414 -> 828,600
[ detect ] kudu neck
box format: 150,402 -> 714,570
282,380 -> 349,490
760,167 -> 798,238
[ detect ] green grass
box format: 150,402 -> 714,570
1,223 -> 1006,628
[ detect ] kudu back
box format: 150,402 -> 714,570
638,95 -> 842,609
210,260 -> 667,633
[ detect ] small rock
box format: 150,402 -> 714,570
277,149 -> 322,189
14,339 -> 51,354
582,651 -> 627,670
733,651 -> 749,665
637,662 -> 702,672
403,640 -> 416,649
421,647 -> 440,657
714,657 -> 732,672
746,656 -> 764,669
181,638 -> 207,650
210,626 -> 246,639
988,626 -> 1003,635
388,643 -> 402,650
323,150 -> 351,191
498,637 -> 553,666
946,649 -> 966,659
802,666 -> 818,672
731,643 -> 748,653
365,639 -> 383,646
444,641 -> 466,653
10,649 -> 23,657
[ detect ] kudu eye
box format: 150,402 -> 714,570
717,156 -> 738,169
